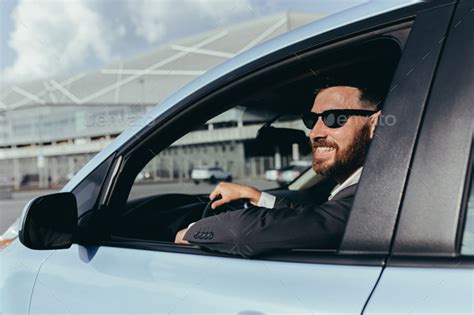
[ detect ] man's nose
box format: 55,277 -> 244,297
309,116 -> 328,139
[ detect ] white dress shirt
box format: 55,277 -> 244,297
258,167 -> 363,208
327,167 -> 362,201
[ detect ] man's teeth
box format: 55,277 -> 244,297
316,147 -> 335,153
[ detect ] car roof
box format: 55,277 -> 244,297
63,0 -> 422,192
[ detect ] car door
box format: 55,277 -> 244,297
27,2 -> 457,314
365,1 -> 474,313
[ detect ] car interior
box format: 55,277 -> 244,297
84,25 -> 411,253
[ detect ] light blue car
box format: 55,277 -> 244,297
1,0 -> 473,314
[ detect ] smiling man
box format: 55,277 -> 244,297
175,85 -> 382,257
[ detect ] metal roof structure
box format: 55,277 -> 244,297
0,12 -> 321,147
0,12 -> 320,112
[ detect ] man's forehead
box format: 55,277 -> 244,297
313,86 -> 362,110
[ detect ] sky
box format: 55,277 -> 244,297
0,0 -> 369,85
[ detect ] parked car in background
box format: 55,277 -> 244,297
134,171 -> 152,182
277,163 -> 311,186
0,175 -> 14,186
191,166 -> 232,184
0,175 -> 14,199
264,169 -> 279,181
1,1 -> 473,314
265,160 -> 312,185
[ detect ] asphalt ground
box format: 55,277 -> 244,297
0,179 -> 278,234
0,189 -> 58,234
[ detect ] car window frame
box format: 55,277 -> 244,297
459,143 -> 473,256
339,2 -> 458,254
91,3 -> 455,264
388,0 -> 474,268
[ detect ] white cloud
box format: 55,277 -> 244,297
1,0 -> 291,85
128,0 -> 254,43
2,0 -> 116,83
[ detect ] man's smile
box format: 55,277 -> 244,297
313,145 -> 336,160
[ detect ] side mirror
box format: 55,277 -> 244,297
19,192 -> 78,250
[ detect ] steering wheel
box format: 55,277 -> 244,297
201,196 -> 222,219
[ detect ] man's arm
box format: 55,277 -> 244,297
208,182 -> 308,210
175,182 -> 265,245
174,195 -> 313,245
209,182 -> 262,209
174,182 -> 332,246
182,186 -> 356,257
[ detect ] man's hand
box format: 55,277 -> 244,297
209,182 -> 261,209
175,228 -> 190,244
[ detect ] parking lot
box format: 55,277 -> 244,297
0,179 -> 277,234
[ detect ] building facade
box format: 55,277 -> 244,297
0,13 -> 319,189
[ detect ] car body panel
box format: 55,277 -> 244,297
340,2 -> 457,253
391,0 -> 474,256
0,241 -> 54,314
30,244 -> 382,314
365,267 -> 474,314
364,1 -> 474,313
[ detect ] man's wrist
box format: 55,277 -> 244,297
246,187 -> 261,205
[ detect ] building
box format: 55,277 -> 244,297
0,12 -> 320,189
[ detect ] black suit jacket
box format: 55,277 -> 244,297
183,184 -> 357,257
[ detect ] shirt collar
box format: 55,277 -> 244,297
328,167 -> 363,201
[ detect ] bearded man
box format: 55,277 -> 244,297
175,85 -> 382,257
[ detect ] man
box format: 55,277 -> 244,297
175,85 -> 381,257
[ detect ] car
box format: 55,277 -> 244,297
264,168 -> 279,181
276,164 -> 311,186
265,160 -> 312,184
191,166 -> 232,184
0,175 -> 14,199
1,1 -> 473,314
0,175 -> 14,186
134,171 -> 152,182
265,164 -> 311,185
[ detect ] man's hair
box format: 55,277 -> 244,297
357,87 -> 382,110
314,85 -> 382,110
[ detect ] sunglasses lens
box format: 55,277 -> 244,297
302,113 -> 316,129
323,113 -> 336,128
323,112 -> 348,128
302,111 -> 353,129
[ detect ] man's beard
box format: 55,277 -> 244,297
312,123 -> 371,181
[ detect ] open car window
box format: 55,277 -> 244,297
128,106 -> 311,201
103,23 -> 413,257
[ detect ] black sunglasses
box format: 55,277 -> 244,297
301,109 -> 379,129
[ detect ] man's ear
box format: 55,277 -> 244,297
368,111 -> 381,139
